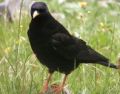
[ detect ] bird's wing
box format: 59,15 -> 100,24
77,45 -> 109,62
51,33 -> 108,63
51,33 -> 87,60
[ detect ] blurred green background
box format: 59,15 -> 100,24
0,0 -> 120,94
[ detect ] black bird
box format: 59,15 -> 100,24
28,2 -> 119,94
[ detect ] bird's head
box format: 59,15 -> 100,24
31,2 -> 49,19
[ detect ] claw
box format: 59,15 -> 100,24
52,75 -> 68,94
51,84 -> 63,94
39,84 -> 48,94
39,73 -> 53,94
54,86 -> 63,94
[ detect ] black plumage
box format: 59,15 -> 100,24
28,2 -> 118,93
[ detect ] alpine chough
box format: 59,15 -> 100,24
28,2 -> 120,94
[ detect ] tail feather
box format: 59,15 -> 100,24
98,61 -> 118,69
77,46 -> 118,69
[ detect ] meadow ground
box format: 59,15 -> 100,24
0,0 -> 120,94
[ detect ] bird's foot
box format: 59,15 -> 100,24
39,84 -> 48,94
51,84 -> 64,94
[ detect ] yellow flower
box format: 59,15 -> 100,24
79,2 -> 88,8
16,39 -> 22,44
15,36 -> 26,44
87,10 -> 91,14
20,25 -> 23,28
4,47 -> 11,54
102,28 -> 106,32
99,22 -> 110,32
100,22 -> 105,27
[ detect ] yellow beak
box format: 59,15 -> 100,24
33,11 -> 40,18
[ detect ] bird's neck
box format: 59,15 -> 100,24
29,14 -> 53,39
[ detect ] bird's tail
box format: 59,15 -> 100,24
97,61 -> 118,69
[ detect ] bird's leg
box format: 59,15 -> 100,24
40,73 -> 52,94
53,74 -> 68,94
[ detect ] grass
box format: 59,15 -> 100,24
0,0 -> 120,94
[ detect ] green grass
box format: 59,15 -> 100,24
0,0 -> 120,94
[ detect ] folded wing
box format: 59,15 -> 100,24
51,33 -> 117,69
